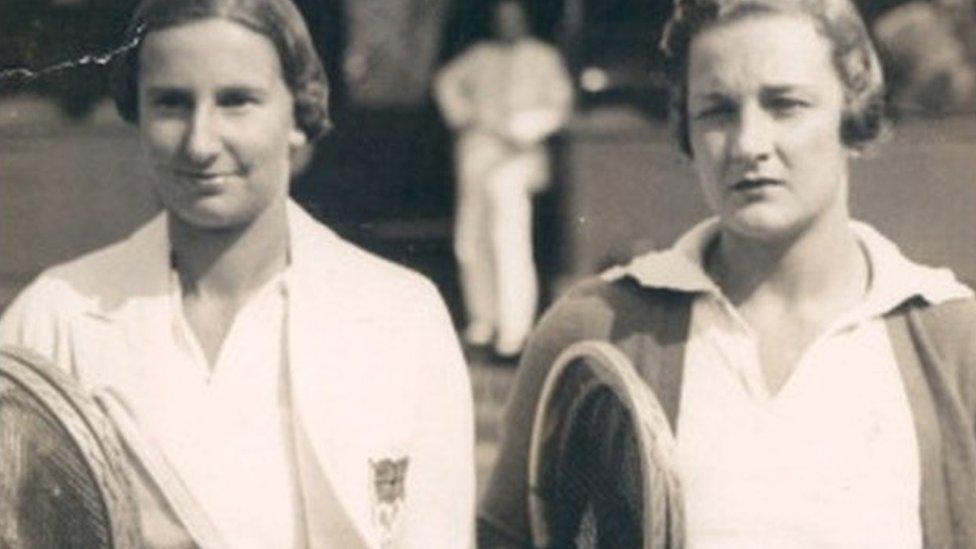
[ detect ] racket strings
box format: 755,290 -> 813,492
1,348 -> 140,548
1,383 -> 109,548
529,342 -> 685,548
540,379 -> 646,547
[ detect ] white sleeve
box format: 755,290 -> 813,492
506,47 -> 574,145
401,281 -> 476,548
433,50 -> 478,131
0,276 -> 74,374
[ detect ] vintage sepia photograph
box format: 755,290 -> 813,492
1,0 -> 975,547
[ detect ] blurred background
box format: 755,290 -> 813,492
2,0 -> 976,492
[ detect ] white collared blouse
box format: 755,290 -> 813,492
604,219 -> 973,548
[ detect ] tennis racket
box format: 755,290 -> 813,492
528,340 -> 684,548
0,346 -> 140,549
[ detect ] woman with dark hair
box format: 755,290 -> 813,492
0,0 -> 474,546
478,0 -> 976,546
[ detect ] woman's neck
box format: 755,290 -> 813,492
168,200 -> 289,301
710,210 -> 868,308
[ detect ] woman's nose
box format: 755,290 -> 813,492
182,106 -> 221,164
730,104 -> 773,163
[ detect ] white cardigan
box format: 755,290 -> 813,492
0,201 -> 475,548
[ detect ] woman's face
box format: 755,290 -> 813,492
686,13 -> 850,241
137,18 -> 305,230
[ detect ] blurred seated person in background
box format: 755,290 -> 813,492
434,0 -> 573,359
0,0 -> 474,546
478,0 -> 976,545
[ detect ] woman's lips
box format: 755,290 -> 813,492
175,170 -> 233,181
172,171 -> 236,194
730,177 -> 782,192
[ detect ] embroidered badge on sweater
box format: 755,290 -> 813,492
370,456 -> 409,547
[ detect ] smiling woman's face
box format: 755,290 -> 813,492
687,12 -> 850,242
137,18 -> 305,230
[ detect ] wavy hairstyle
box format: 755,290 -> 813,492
660,0 -> 887,156
110,0 -> 331,141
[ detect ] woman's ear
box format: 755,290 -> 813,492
288,127 -> 312,175
288,127 -> 308,149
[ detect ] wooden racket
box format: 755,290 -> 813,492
528,340 -> 684,548
0,346 -> 139,548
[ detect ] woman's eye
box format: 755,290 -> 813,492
150,92 -> 190,110
767,97 -> 809,115
218,90 -> 261,109
692,104 -> 734,120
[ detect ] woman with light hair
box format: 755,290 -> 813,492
1,0 -> 475,546
478,0 -> 976,545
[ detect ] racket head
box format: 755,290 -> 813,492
527,340 -> 684,549
0,346 -> 140,549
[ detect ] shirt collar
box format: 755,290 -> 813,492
603,218 -> 973,314
854,221 -> 973,313
601,217 -> 721,295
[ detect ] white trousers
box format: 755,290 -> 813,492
454,131 -> 549,353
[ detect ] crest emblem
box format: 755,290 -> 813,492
370,456 -> 409,547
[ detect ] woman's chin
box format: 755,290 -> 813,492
167,203 -> 252,232
721,207 -> 806,243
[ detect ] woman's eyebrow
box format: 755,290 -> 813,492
689,91 -> 732,104
144,86 -> 189,96
143,87 -> 193,102
142,84 -> 272,98
218,84 -> 270,95
761,84 -> 817,95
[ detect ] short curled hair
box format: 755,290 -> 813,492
110,0 -> 331,141
660,0 -> 887,156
